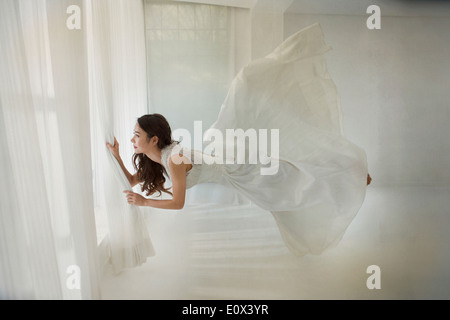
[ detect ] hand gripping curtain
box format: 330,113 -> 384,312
86,0 -> 154,274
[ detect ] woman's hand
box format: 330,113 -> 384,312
106,137 -> 120,160
123,190 -> 148,206
367,173 -> 372,186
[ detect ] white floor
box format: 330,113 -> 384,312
100,186 -> 450,300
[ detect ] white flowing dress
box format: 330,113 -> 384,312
160,23 -> 368,257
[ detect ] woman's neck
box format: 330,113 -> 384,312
146,148 -> 162,164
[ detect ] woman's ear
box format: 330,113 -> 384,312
151,135 -> 159,146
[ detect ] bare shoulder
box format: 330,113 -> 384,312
169,154 -> 193,174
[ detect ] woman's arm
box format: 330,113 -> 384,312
117,157 -> 140,188
124,154 -> 189,210
106,137 -> 140,187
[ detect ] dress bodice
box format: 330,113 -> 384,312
160,141 -> 225,189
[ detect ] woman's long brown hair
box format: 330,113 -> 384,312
132,114 -> 176,197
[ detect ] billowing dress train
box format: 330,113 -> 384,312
160,23 -> 368,256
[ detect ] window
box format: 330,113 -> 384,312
144,0 -> 249,137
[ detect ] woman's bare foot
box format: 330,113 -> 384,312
367,174 -> 372,186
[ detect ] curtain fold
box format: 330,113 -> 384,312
86,0 -> 155,274
0,0 -> 100,299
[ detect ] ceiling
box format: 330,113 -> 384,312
285,0 -> 450,17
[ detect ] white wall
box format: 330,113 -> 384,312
250,0 -> 292,59
284,1 -> 450,187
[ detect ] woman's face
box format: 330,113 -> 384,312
131,123 -> 154,155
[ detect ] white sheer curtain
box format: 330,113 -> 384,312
0,0 -> 100,299
86,0 -> 154,274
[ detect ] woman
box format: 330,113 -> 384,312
106,114 -> 194,210
107,23 -> 372,256
107,114 -> 371,210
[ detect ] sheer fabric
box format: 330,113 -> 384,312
0,0 -> 100,299
86,0 -> 154,274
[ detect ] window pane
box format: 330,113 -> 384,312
148,30 -> 161,41
180,30 -> 195,41
196,30 -> 212,41
179,4 -> 195,30
162,30 -> 179,41
211,5 -> 227,29
146,4 -> 161,29
195,5 -> 211,29
162,4 -> 178,29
